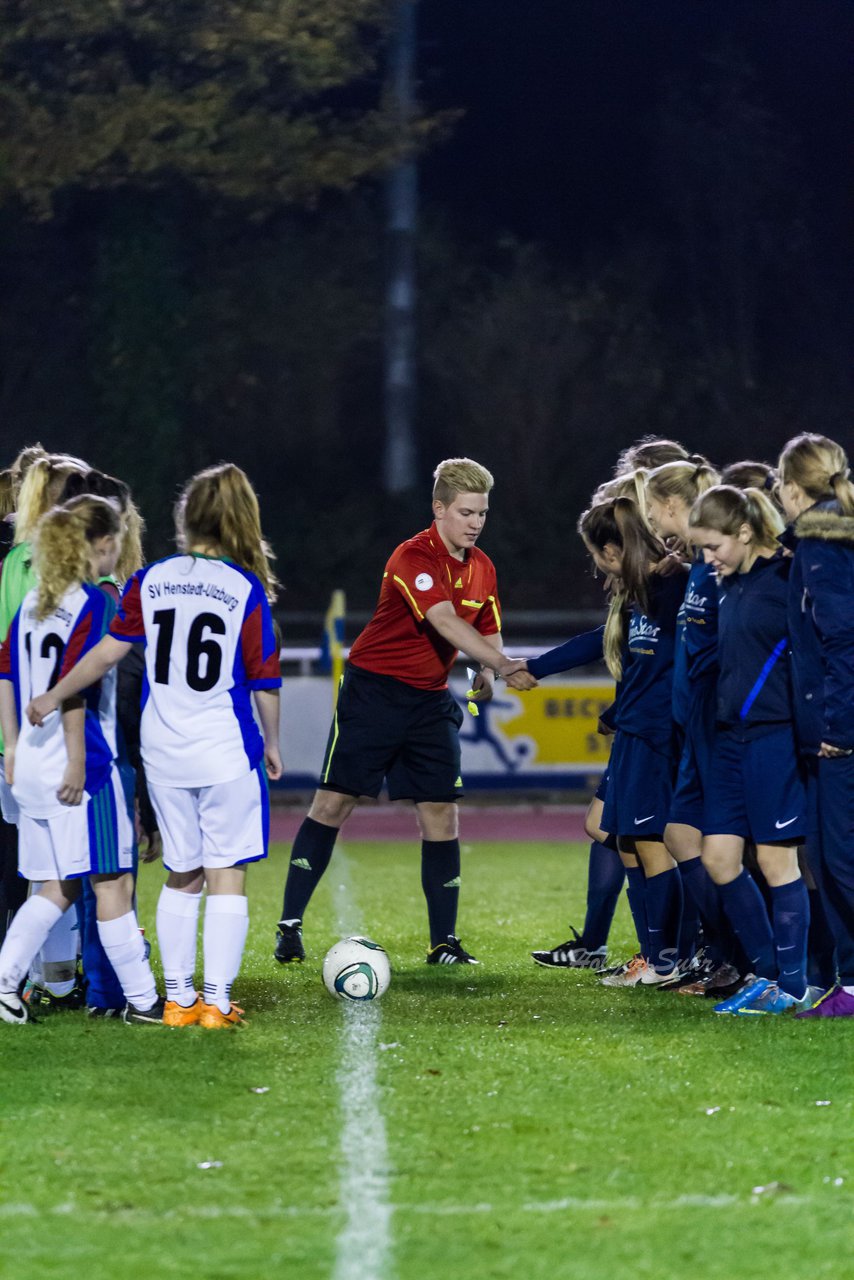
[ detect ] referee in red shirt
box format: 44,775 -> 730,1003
274,458 -> 535,966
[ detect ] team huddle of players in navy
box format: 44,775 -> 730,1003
0,430 -> 852,1025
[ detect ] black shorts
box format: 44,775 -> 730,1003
318,664 -> 465,803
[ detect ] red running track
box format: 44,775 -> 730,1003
269,803 -> 588,845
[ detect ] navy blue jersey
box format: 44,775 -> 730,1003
672,556 -> 719,729
716,551 -> 794,739
788,501 -> 854,754
615,567 -> 687,751
526,625 -> 604,680
671,594 -> 690,728
683,557 -> 719,685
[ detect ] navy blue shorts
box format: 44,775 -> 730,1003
601,731 -> 674,841
592,766 -> 618,851
704,726 -> 807,844
318,664 -> 465,803
670,683 -> 716,829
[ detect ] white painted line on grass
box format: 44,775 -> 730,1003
331,847 -> 393,1280
0,1192 -> 821,1224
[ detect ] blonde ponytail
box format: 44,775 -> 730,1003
646,458 -> 721,508
603,591 -> 627,682
689,484 -> 784,545
15,454 -> 87,544
116,499 -> 145,583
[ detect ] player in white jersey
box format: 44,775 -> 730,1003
28,465 -> 283,1029
0,496 -> 161,1025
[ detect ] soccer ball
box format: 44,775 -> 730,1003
322,936 -> 391,1002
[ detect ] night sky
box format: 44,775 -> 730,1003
420,0 -> 852,269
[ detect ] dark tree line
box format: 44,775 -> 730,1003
0,11 -> 849,623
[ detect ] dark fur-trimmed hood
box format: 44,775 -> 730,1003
794,501 -> 854,545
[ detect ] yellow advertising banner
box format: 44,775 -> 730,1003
497,682 -> 615,766
450,677 -> 616,779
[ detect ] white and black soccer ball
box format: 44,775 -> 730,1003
322,936 -> 391,1002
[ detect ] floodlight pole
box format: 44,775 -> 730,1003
382,0 -> 418,495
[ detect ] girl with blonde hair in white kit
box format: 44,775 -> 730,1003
27,465 -> 283,1029
0,496 -> 159,1024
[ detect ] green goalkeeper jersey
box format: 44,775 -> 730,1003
0,541 -> 36,754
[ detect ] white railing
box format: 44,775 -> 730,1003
278,645 -> 555,676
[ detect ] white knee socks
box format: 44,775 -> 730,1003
203,895 -> 249,1015
97,912 -> 157,1010
156,885 -> 202,1007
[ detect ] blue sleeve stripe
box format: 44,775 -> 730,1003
739,638 -> 787,719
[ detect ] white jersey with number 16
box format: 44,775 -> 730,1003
111,554 -> 281,788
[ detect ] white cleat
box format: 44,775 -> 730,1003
0,991 -> 29,1024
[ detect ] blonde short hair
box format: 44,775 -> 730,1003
432,458 -> 494,506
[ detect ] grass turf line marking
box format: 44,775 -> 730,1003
0,1193 -> 823,1224
331,846 -> 393,1280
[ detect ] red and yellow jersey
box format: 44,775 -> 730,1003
348,523 -> 501,690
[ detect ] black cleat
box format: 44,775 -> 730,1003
274,919 -> 305,964
87,1005 -> 123,1019
122,997 -> 165,1025
532,927 -> 607,970
22,980 -> 87,1012
426,935 -> 479,965
653,952 -> 712,992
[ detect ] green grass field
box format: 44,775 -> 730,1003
1,839 -> 851,1280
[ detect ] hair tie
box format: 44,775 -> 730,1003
763,473 -> 776,491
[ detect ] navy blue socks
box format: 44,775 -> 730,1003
624,863 -> 650,960
421,839 -> 461,946
580,841 -> 625,950
678,856 -> 730,967
718,870 -> 776,979
281,817 -> 339,922
771,879 -> 810,999
645,867 -> 682,974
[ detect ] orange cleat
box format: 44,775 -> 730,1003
163,997 -> 203,1027
198,1001 -> 246,1029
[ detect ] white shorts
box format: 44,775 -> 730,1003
0,756 -> 19,825
18,767 -> 134,882
149,765 -> 269,873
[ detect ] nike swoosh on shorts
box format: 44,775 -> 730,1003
774,816 -> 799,829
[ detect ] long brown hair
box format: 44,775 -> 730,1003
578,496 -> 665,680
176,463 -> 278,603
